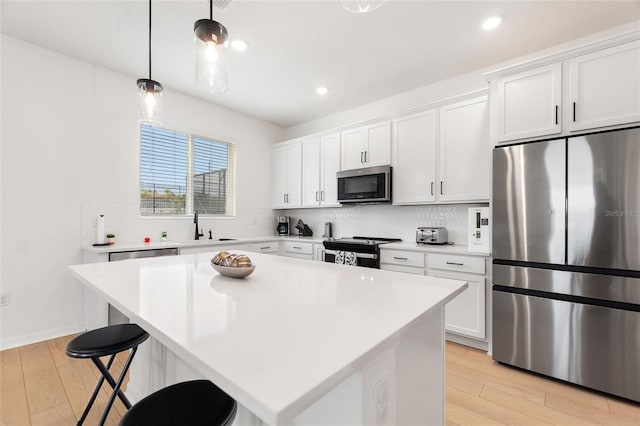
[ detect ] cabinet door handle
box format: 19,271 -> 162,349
440,181 -> 444,195
393,256 -> 408,260
321,191 -> 325,201
283,194 -> 286,203
430,182 -> 434,196
286,193 -> 289,203
555,105 -> 558,125
293,246 -> 302,249
364,151 -> 368,163
573,102 -> 576,122
315,191 -> 319,201
446,261 -> 464,266
260,246 -> 271,250
360,151 -> 364,163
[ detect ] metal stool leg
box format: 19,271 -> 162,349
93,346 -> 140,426
76,354 -> 117,426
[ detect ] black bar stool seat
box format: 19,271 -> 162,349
119,380 -> 238,426
66,324 -> 149,426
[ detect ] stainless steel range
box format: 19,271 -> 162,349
323,236 -> 401,269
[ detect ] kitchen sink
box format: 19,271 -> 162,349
194,238 -> 237,242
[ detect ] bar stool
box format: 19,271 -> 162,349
118,380 -> 238,426
66,323 -> 149,426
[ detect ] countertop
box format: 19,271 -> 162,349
382,241 -> 491,257
84,236 -> 490,256
83,236 -> 325,253
68,252 -> 466,424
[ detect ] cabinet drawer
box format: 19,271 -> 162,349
381,264 -> 425,275
427,253 -> 485,275
283,241 -> 314,255
246,242 -> 280,254
380,250 -> 425,268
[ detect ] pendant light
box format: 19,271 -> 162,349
137,0 -> 163,123
194,0 -> 229,93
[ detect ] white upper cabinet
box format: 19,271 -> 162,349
438,96 -> 490,202
302,136 -> 321,207
341,121 -> 391,170
568,40 -> 640,132
302,133 -> 341,207
319,133 -> 341,206
494,63 -> 562,142
392,110 -> 437,204
392,96 -> 490,205
272,141 -> 302,209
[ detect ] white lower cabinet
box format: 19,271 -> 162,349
245,241 -> 280,254
282,241 -> 315,261
314,244 -> 325,262
381,249 -> 487,341
428,269 -> 485,340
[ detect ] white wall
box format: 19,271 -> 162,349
286,21 -> 640,139
0,35 -> 285,349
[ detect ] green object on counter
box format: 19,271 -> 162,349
161,231 -> 167,241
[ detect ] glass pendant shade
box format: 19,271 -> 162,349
137,0 -> 163,123
137,78 -> 163,123
194,19 -> 229,93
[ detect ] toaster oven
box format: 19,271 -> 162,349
416,227 -> 448,245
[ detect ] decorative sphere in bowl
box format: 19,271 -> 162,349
210,252 -> 255,278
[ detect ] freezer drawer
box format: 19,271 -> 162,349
493,290 -> 640,402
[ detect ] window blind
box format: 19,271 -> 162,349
140,124 -> 235,216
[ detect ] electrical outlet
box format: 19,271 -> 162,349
374,377 -> 389,424
0,293 -> 10,307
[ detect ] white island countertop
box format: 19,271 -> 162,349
69,252 -> 466,425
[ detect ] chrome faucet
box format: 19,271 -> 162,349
194,210 -> 204,240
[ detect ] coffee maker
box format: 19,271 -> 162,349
276,216 -> 290,236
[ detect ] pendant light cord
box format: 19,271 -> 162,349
210,0 -> 213,20
148,0 -> 152,80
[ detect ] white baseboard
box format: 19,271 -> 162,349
0,323 -> 85,350
446,332 -> 489,352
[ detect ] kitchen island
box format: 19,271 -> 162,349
69,251 -> 466,425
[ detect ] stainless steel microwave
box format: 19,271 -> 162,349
337,165 -> 391,204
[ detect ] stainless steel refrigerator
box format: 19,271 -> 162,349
492,126 -> 640,402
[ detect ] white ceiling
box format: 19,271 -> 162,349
2,1 -> 639,127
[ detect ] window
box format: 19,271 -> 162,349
140,124 -> 235,216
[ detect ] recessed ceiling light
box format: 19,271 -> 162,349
230,39 -> 248,51
482,15 -> 502,31
316,86 -> 329,96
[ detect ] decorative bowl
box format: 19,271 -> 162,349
211,263 -> 255,278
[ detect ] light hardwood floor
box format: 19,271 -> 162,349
1,335 -> 639,425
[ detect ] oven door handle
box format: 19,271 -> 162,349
324,249 -> 378,259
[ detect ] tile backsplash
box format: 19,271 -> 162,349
280,203 -> 490,245
81,202 -> 275,246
